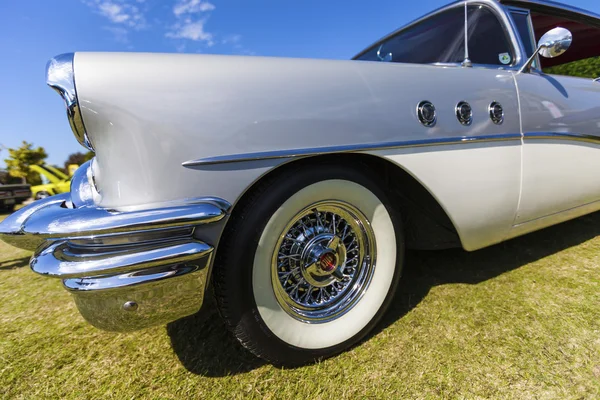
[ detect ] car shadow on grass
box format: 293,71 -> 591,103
167,211 -> 600,377
167,295 -> 266,376
0,256 -> 30,271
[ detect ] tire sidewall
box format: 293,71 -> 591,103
215,163 -> 404,365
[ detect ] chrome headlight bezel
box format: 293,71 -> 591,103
46,53 -> 94,151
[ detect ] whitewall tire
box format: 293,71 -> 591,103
213,161 -> 403,366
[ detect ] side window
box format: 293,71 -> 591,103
357,7 -> 465,64
357,6 -> 513,66
467,6 -> 514,65
510,11 -> 535,59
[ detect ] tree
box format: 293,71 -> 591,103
63,151 -> 94,172
4,141 -> 48,184
544,56 -> 600,78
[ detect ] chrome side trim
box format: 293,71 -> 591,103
523,132 -> 600,144
182,133 -> 522,167
183,132 -> 600,167
46,53 -> 93,151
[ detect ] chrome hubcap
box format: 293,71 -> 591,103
271,200 -> 376,323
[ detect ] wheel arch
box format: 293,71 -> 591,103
219,153 -> 462,251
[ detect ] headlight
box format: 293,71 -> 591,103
46,53 -> 94,151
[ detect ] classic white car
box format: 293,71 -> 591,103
1,0 -> 599,366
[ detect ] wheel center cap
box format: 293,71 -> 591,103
318,251 -> 337,273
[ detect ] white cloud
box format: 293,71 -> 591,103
166,18 -> 214,45
167,0 -> 217,47
98,2 -> 130,23
103,26 -> 129,43
222,34 -> 241,45
84,0 -> 146,29
173,0 -> 215,16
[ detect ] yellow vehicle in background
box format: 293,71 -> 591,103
30,164 -> 77,200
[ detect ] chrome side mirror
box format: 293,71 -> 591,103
519,27 -> 572,73
538,27 -> 572,58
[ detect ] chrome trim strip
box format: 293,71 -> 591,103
183,133 -> 522,167
32,240 -> 212,279
523,132 -> 600,144
46,53 -> 93,151
62,263 -> 206,292
183,132 -> 600,167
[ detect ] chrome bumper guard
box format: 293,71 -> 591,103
0,161 -> 229,331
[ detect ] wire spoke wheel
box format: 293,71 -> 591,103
271,200 -> 376,323
214,166 -> 402,366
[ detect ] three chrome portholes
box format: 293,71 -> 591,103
417,100 -> 504,127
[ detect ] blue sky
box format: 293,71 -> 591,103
1,0 -> 599,168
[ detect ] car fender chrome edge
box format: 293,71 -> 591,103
0,161 -> 230,332
182,133 -> 522,167
183,132 -> 600,167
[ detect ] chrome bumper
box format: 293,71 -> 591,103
0,161 -> 229,331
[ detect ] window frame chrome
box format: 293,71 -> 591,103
505,6 -> 540,70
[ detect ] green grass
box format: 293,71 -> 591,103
1,211 -> 600,399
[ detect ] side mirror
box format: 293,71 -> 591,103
538,27 -> 572,58
519,27 -> 572,73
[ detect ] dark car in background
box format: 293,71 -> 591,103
0,182 -> 31,212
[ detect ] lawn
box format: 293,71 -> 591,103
1,210 -> 599,399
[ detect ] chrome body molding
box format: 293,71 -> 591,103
523,132 -> 600,144
183,132 -> 600,167
0,161 -> 229,331
46,53 -> 93,151
183,134 -> 522,167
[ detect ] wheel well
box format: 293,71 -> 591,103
226,153 -> 461,250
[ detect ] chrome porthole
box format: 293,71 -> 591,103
489,101 -> 504,125
455,101 -> 473,126
271,200 -> 376,323
417,101 -> 436,127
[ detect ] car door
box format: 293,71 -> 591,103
514,64 -> 600,226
